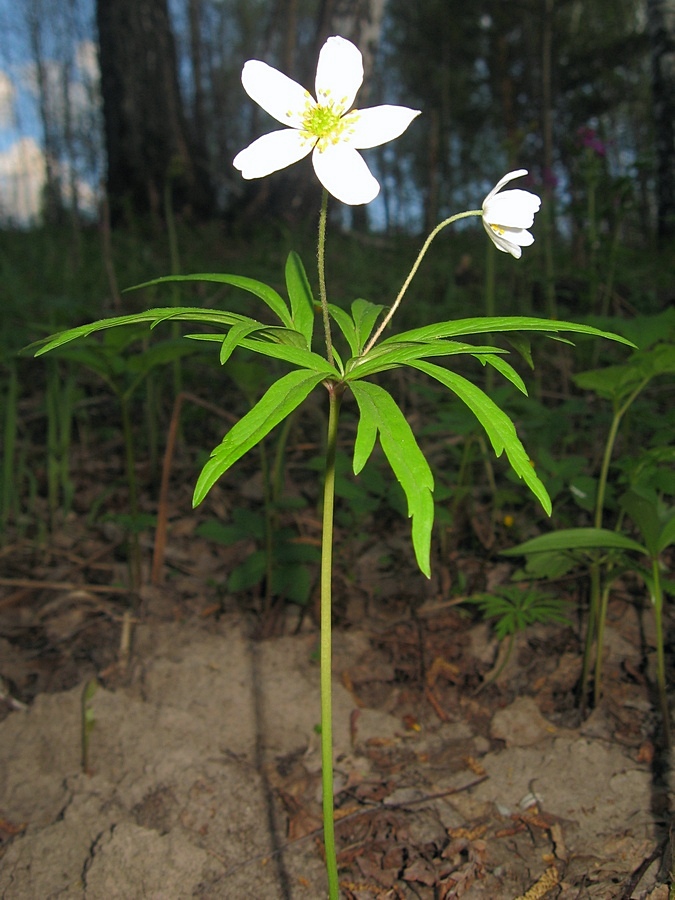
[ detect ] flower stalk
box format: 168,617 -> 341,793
317,189 -> 334,366
363,209 -> 481,353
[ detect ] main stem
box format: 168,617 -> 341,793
320,382 -> 342,899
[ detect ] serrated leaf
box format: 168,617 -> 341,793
353,405 -> 378,474
328,303 -> 359,356
129,273 -> 294,328
218,323 -> 264,365
620,488 -> 675,556
188,331 -> 337,375
27,307 -> 256,356
194,369 -> 325,505
351,381 -> 434,577
480,354 -> 529,395
382,316 -> 635,348
502,527 -> 647,557
411,360 -> 551,514
238,336 -> 336,373
505,334 -> 534,369
352,299 -> 385,353
657,515 -> 675,555
346,340 -> 503,380
285,252 -> 315,347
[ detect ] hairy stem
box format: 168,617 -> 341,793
363,209 -> 482,354
317,189 -> 334,366
320,382 -> 342,899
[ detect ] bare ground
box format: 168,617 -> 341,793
0,456 -> 673,898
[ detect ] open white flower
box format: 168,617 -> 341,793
233,36 -> 420,205
482,170 -> 541,258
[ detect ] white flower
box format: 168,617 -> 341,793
233,36 -> 420,206
482,169 -> 541,258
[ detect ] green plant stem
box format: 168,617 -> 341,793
579,562 -> 599,711
320,381 -> 343,900
317,189 -> 334,367
485,240 -> 496,393
593,580 -> 611,706
476,632 -> 514,693
120,394 -> 142,590
652,556 -> 671,749
581,377 -> 651,710
1,363 -> 19,534
594,381 -> 648,530
363,209 -> 482,354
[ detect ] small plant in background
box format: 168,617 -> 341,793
0,359 -> 19,537
504,317 -> 675,733
49,326 -> 200,588
465,584 -> 572,689
28,36 -> 632,898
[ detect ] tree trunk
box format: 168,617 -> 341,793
96,0 -> 211,224
647,0 -> 675,240
25,0 -> 63,223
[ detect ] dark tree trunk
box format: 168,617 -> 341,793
96,0 -> 212,224
647,0 -> 675,241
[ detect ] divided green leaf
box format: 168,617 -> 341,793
351,381 -> 434,577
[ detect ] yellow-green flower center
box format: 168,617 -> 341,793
299,93 -> 358,152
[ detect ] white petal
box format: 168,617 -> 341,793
241,60 -> 310,127
315,36 -> 363,113
483,169 -> 529,204
348,105 -> 421,149
312,144 -> 379,205
484,190 -> 541,228
234,129 -> 313,179
483,220 -> 535,258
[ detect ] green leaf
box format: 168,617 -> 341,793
619,488 -> 675,557
382,316 -> 635,348
227,549 -> 268,592
328,303 -> 359,356
505,334 -> 534,369
285,252 -> 315,347
129,273 -> 294,328
346,340 -> 504,380
502,527 -> 648,557
188,331 -> 337,375
193,369 -> 326,505
28,307 -> 256,356
353,403 -> 378,474
218,322 -> 265,365
352,299 -> 385,353
350,381 -> 434,577
411,360 -> 551,514
197,509 -> 265,544
328,299 -> 386,357
238,335 -> 337,375
657,515 -> 675,556
480,354 -> 528,395
574,345 -> 675,405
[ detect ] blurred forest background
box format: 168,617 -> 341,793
0,0 -> 673,245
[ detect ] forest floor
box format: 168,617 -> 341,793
0,439 -> 673,899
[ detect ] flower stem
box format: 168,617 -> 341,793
651,556 -> 671,749
317,189 -> 334,366
363,209 -> 482,354
320,381 -> 343,899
